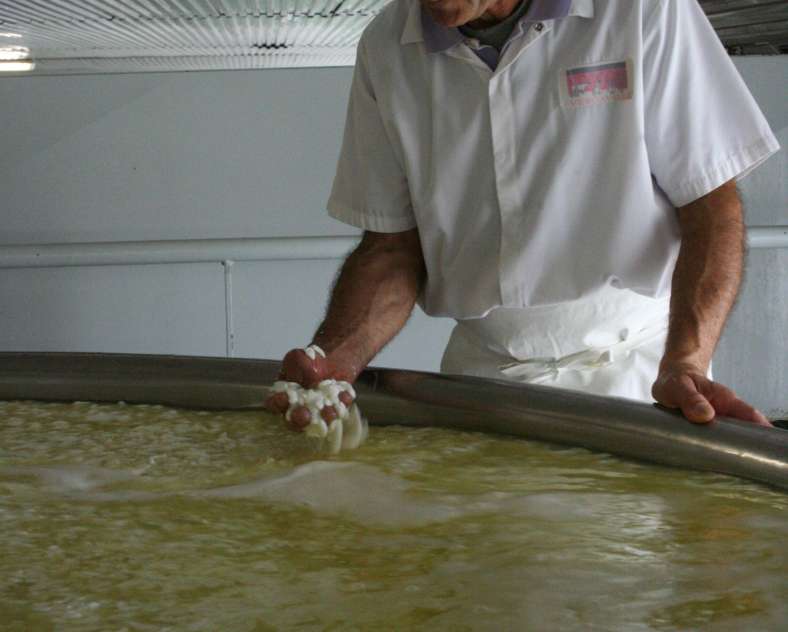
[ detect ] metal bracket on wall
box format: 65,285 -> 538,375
222,260 -> 235,358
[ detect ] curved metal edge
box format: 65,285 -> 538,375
0,352 -> 785,492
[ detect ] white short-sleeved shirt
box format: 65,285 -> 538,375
326,0 -> 780,319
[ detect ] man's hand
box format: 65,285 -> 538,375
652,362 -> 771,427
265,348 -> 355,431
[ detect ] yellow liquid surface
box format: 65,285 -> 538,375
1,400 -> 786,631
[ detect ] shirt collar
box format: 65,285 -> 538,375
400,0 -> 595,51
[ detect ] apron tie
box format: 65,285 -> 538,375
498,321 -> 667,384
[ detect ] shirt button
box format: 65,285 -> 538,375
535,22 -> 544,32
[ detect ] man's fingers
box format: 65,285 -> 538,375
682,395 -> 715,424
338,391 -> 354,407
656,368 -> 774,427
702,382 -> 772,426
265,392 -> 290,414
288,405 -> 312,431
659,372 -> 773,427
676,374 -> 715,423
709,392 -> 772,426
656,373 -> 715,423
321,405 -> 338,423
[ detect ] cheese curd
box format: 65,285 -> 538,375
271,379 -> 367,454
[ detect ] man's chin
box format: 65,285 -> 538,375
426,7 -> 466,28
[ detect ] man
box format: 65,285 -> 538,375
268,0 -> 779,428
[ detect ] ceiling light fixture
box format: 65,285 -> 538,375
0,46 -> 30,60
0,33 -> 23,38
0,60 -> 35,72
0,45 -> 33,72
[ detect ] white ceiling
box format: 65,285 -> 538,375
0,0 -> 785,76
0,0 -> 388,74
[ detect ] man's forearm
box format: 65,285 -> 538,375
662,180 -> 745,373
312,229 -> 426,381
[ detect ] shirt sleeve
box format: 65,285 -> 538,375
326,35 -> 417,233
642,0 -> 780,208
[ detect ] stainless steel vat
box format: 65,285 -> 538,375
0,352 -> 785,491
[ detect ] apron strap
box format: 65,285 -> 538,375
499,321 -> 667,382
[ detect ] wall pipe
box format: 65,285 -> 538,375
0,236 -> 359,269
0,227 -> 786,269
0,352 -> 785,492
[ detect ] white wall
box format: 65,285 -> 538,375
713,57 -> 787,418
0,66 -> 453,371
0,57 -> 785,413
1,69 -> 352,243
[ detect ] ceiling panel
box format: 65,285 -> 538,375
0,0 -> 386,73
0,0 -> 785,76
700,0 -> 788,54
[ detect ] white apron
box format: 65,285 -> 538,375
440,285 -> 681,403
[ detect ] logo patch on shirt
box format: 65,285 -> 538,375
562,60 -> 632,108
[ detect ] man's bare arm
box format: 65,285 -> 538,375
269,228 -> 426,409
652,179 -> 770,425
662,179 -> 743,372
312,228 -> 427,381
